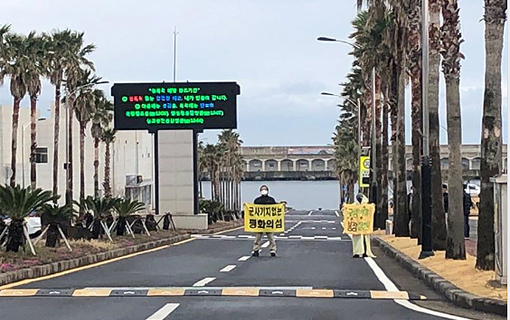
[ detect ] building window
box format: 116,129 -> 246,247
35,147 -> 48,163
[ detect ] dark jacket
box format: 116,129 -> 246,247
254,195 -> 276,205
443,192 -> 449,213
463,192 -> 472,217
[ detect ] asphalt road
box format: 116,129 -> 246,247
0,209 -> 503,320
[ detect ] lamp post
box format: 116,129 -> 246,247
318,36 -> 377,202
419,0 -> 434,259
64,80 -> 109,205
321,92 -> 361,203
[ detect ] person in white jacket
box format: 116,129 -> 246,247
350,193 -> 376,258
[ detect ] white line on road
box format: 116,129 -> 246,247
146,303 -> 180,320
220,265 -> 237,273
311,227 -> 316,230
261,241 -> 270,248
322,227 -> 326,230
192,277 -> 216,287
308,210 -> 313,216
238,256 -> 251,261
364,257 -> 472,320
335,210 -> 340,217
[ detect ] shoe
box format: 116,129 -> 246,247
270,252 -> 276,257
252,251 -> 259,257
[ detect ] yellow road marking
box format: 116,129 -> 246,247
0,237 -> 195,290
0,289 -> 38,296
296,289 -> 334,298
370,290 -> 409,300
73,289 -> 112,297
221,287 -> 259,296
147,288 -> 186,296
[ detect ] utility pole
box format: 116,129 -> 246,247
420,0 -> 434,259
173,27 -> 178,82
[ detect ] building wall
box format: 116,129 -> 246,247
0,104 -> 155,207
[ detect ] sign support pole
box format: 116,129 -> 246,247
193,130 -> 200,214
154,131 -> 160,215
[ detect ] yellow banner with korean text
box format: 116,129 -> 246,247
244,203 -> 286,233
342,203 -> 375,235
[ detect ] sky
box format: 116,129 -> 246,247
0,0 -> 507,147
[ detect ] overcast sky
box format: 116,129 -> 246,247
0,0 -> 507,146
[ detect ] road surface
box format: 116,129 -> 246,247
0,210 -> 503,320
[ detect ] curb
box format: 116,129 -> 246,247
373,236 -> 507,316
0,220 -> 243,287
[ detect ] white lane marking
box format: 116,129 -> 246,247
238,235 -> 251,238
335,210 -> 340,217
220,265 -> 236,273
238,256 -> 251,262
308,210 -> 313,216
288,235 -> 301,239
314,236 -> 328,240
322,227 -> 327,230
146,303 -> 180,320
192,277 -> 216,287
311,227 -> 316,230
261,241 -> 270,248
332,228 -> 337,230
364,257 -> 472,320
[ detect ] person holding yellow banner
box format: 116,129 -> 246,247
342,193 -> 376,258
251,185 -> 277,257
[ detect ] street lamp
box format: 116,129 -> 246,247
64,80 -> 109,205
21,123 -> 30,187
318,36 -> 377,204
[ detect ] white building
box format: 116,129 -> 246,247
0,104 -> 155,208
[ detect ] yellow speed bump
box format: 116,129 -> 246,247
222,287 -> 259,297
72,289 -> 112,297
370,290 -> 409,300
0,289 -> 38,296
147,288 -> 186,296
296,289 -> 334,298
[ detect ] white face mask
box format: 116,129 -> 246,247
261,190 -> 268,196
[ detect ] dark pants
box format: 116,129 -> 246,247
464,215 -> 470,238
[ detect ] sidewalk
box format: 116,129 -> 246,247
374,232 -> 507,315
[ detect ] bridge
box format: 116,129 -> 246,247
240,145 -> 508,181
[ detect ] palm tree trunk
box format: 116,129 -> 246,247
52,84 -> 61,202
10,97 -> 21,187
429,0 -> 447,250
476,0 -> 506,270
67,95 -> 74,203
442,0 -> 466,260
394,67 -> 409,237
104,142 -> 111,198
30,95 -> 37,189
374,74 -> 384,229
410,72 -> 423,241
409,3 -> 423,241
445,77 -> 466,259
79,123 -> 86,200
94,137 -> 100,198
381,91 -> 389,229
389,60 -> 398,222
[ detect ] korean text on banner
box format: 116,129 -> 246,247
244,203 -> 286,233
342,203 -> 375,235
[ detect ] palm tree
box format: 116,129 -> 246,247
408,0 -> 423,240
429,0 -> 447,250
74,73 -> 105,200
218,130 -> 243,211
114,198 -> 145,236
46,30 -> 85,200
202,144 -> 222,200
91,92 -> 113,198
80,195 -> 119,239
197,141 -> 206,198
25,32 -> 46,189
0,32 -> 29,187
477,0 -> 507,270
62,32 -> 96,203
441,0 -> 465,260
101,129 -> 116,198
0,185 -> 56,252
40,203 -> 75,247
